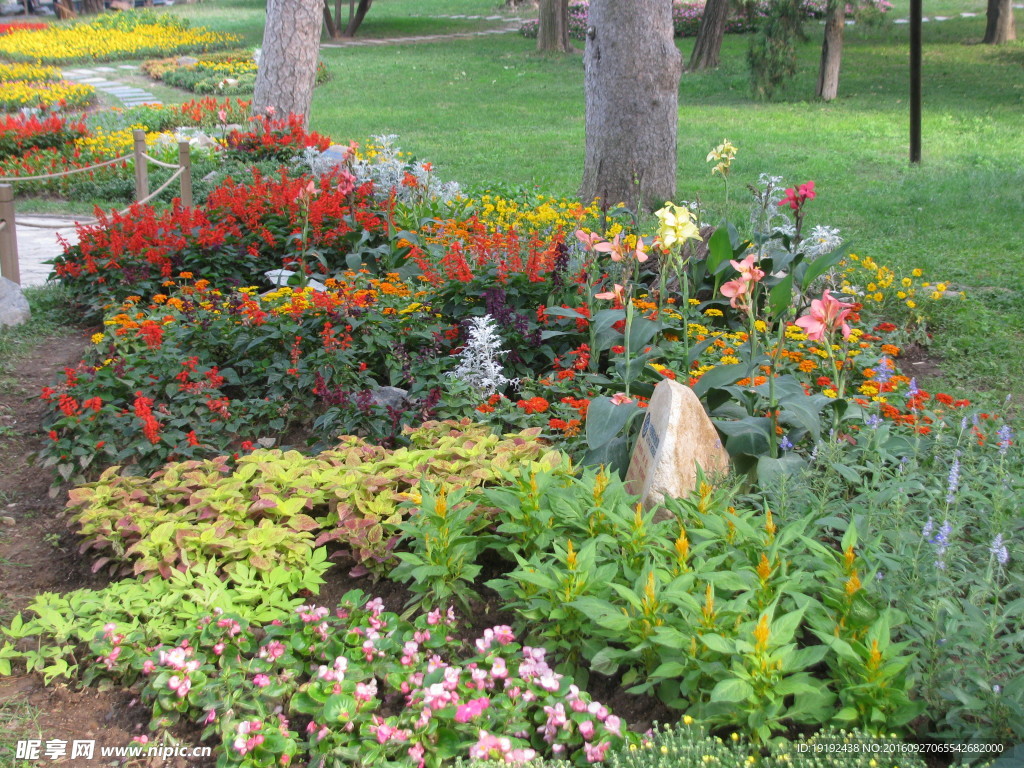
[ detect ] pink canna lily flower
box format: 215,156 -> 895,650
795,289 -> 854,341
729,253 -> 765,283
595,284 -> 625,304
575,229 -> 604,251
721,278 -> 753,310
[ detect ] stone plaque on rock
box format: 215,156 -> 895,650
624,379 -> 730,509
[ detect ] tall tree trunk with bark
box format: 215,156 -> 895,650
342,0 -> 374,36
815,0 -> 845,100
537,0 -> 572,53
253,0 -> 323,124
983,0 -> 1016,43
688,0 -> 730,71
581,0 -> 682,212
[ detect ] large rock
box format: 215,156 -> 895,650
624,379 -> 730,509
0,277 -> 30,328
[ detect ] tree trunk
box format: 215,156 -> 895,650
343,0 -> 374,36
581,0 -> 682,212
323,1 -> 338,39
688,0 -> 729,71
815,0 -> 845,100
253,0 -> 323,125
537,0 -> 572,53
983,0 -> 1017,43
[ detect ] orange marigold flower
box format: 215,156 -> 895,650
517,396 -> 550,415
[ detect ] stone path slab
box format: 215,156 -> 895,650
9,217 -> 84,288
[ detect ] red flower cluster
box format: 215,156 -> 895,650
517,396 -> 550,415
132,392 -> 161,445
0,113 -> 86,159
0,22 -> 47,35
225,114 -> 332,161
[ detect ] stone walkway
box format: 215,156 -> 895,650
61,64 -> 163,107
321,14 -> 525,48
8,216 -> 83,288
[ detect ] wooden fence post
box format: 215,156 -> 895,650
133,129 -> 149,203
177,140 -> 193,209
0,184 -> 20,286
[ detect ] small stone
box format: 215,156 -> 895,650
176,55 -> 199,67
371,386 -> 408,410
0,277 -> 31,327
256,437 -> 276,448
1,516 -> 15,526
624,379 -> 730,511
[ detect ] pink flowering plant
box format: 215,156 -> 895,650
83,590 -> 633,767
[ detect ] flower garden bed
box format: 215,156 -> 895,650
0,113 -> 1020,766
142,49 -> 330,96
0,61 -> 95,111
0,10 -> 237,64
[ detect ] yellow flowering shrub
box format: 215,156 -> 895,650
838,253 -> 962,321
0,12 -> 238,64
74,125 -> 174,161
0,79 -> 95,110
0,61 -> 60,82
472,193 -> 600,235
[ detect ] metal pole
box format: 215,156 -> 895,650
177,141 -> 193,209
133,129 -> 149,203
909,0 -> 922,164
0,184 -> 20,286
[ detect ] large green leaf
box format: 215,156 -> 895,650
756,454 -> 805,486
585,397 -> 639,449
706,227 -> 734,275
691,364 -> 746,398
626,315 -> 662,352
710,678 -> 754,703
768,274 -> 794,319
713,417 -> 773,457
797,242 -> 852,292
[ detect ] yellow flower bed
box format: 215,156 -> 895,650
0,79 -> 95,110
473,193 -> 600,235
0,61 -> 61,82
196,56 -> 256,77
0,14 -> 238,64
74,125 -> 173,161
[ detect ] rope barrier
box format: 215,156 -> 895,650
0,154 -> 134,183
13,219 -> 96,229
139,153 -> 182,170
119,166 -> 183,213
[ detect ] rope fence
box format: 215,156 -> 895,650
0,130 -> 193,286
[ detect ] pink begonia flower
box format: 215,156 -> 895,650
795,289 -> 855,341
491,626 -> 515,645
610,392 -> 633,406
579,720 -> 596,740
595,283 -> 625,303
253,674 -> 271,688
584,741 -> 612,763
